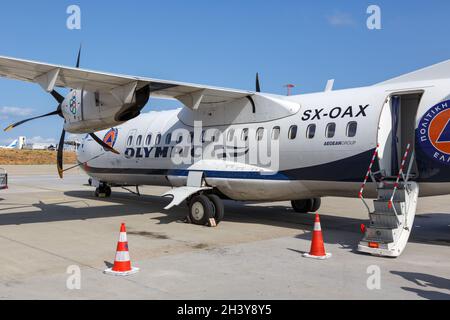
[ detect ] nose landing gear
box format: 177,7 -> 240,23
94,184 -> 112,198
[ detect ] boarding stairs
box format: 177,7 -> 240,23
357,144 -> 419,257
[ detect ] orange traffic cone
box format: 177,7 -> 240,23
303,213 -> 332,260
104,223 -> 139,276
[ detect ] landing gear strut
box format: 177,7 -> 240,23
187,193 -> 224,227
291,198 -> 321,213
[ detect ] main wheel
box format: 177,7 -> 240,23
206,194 -> 225,224
311,198 -> 321,212
291,199 -> 314,213
189,195 -> 214,226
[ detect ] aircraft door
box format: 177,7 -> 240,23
378,93 -> 422,178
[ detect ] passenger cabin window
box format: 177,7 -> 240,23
272,127 -> 280,140
145,134 -> 152,146
256,127 -> 265,141
127,135 -> 133,146
176,134 -> 183,144
227,129 -> 235,142
288,125 -> 298,140
208,129 -> 220,143
326,123 -> 336,138
136,135 -> 143,146
165,133 -> 172,145
190,132 -> 194,143
155,134 -> 161,145
346,121 -> 358,137
241,128 -> 249,141
306,124 -> 316,139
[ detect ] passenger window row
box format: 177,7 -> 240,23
126,121 -> 358,147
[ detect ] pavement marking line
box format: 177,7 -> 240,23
10,183 -> 83,193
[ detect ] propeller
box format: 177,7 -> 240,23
4,109 -> 61,132
256,73 -> 261,93
57,129 -> 66,178
3,45 -> 119,178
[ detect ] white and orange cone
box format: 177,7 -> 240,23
104,223 -> 139,276
302,213 -> 332,260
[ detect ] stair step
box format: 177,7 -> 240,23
369,213 -> 400,228
377,188 -> 406,202
364,227 -> 399,243
373,199 -> 405,215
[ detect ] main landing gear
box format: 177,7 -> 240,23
186,193 -> 225,227
291,198 -> 321,213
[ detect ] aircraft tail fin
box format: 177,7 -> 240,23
376,59 -> 450,86
7,139 -> 17,148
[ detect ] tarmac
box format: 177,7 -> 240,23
0,165 -> 449,300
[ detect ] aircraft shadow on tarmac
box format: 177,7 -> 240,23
390,271 -> 450,300
0,190 -> 448,249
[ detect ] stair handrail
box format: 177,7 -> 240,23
359,144 -> 380,213
402,149 -> 415,230
388,143 -> 412,217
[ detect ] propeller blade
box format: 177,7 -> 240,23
76,44 -> 82,68
57,129 -> 66,179
256,73 -> 261,93
4,110 -> 60,132
89,133 -> 120,154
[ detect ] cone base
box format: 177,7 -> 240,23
104,267 -> 140,276
302,253 -> 332,260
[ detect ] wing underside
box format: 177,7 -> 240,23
0,56 -> 253,109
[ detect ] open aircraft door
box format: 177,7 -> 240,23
377,92 -> 423,178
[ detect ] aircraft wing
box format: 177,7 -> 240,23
0,56 -> 253,109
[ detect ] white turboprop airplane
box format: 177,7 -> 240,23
1,51 -> 450,257
0,139 -> 19,149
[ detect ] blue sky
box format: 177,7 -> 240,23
0,0 -> 449,144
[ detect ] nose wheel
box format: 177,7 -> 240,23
94,185 -> 112,198
187,193 -> 224,227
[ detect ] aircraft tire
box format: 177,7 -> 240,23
95,186 -> 111,198
311,198 -> 321,212
291,199 -> 314,213
189,195 -> 214,226
206,194 -> 224,224
104,186 -> 112,198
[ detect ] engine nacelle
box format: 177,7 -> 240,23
61,85 -> 150,134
